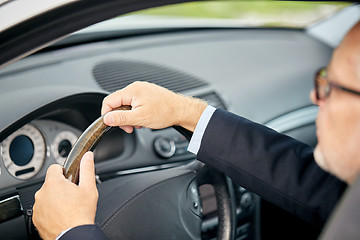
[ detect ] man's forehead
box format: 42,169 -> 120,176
350,25 -> 360,80
338,21 -> 360,80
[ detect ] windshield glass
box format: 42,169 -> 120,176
32,1 -> 355,52
123,1 -> 350,28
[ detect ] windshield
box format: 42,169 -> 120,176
74,1 -> 351,36
123,1 -> 350,28
17,1 -> 354,55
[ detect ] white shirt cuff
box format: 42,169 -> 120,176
187,105 -> 216,155
56,227 -> 72,240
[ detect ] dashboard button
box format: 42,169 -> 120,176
240,192 -> 253,209
153,137 -> 176,158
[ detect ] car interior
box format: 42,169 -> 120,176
0,1 -> 359,239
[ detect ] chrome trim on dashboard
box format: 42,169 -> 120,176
265,105 -> 318,133
0,195 -> 21,207
0,195 -> 23,223
100,161 -> 192,179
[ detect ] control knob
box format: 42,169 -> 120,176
153,137 -> 176,158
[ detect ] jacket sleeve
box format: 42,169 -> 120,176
197,109 -> 347,227
59,225 -> 107,240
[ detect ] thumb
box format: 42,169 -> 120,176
103,109 -> 142,127
79,151 -> 96,189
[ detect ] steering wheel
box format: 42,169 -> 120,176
62,106 -> 236,240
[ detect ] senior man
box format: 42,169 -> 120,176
33,21 -> 360,240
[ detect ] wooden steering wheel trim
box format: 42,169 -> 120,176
62,105 -> 131,183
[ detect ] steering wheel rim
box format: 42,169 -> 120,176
62,107 -> 236,240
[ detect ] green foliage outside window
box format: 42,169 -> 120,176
127,1 -> 351,27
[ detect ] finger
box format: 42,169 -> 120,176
101,102 -> 114,116
119,126 -> 134,133
79,152 -> 96,190
101,91 -> 133,116
45,164 -> 64,182
103,108 -> 142,127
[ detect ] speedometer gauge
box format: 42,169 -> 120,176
51,131 -> 78,165
1,124 -> 46,179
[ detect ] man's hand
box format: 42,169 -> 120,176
101,81 -> 208,133
33,152 -> 98,240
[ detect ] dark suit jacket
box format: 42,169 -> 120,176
60,108 -> 347,239
197,109 -> 347,227
59,225 -> 107,240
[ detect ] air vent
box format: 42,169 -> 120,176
197,92 -> 227,110
93,60 -> 207,93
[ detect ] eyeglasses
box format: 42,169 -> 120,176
315,67 -> 360,101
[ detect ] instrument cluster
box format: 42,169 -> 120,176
0,120 -> 81,180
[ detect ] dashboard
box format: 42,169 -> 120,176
0,27 -> 330,239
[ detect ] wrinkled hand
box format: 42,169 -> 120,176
33,152 -> 98,240
102,81 -> 208,133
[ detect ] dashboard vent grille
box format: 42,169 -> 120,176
93,60 -> 207,93
197,92 -> 227,110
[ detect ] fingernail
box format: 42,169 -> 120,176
84,151 -> 93,160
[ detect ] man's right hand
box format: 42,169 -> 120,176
32,152 -> 98,240
101,81 -> 208,133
